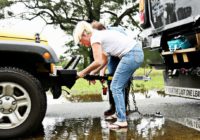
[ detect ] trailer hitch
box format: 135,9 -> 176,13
50,56 -> 80,98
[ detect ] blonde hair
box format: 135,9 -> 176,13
73,21 -> 93,45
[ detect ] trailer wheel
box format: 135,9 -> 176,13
0,67 -> 47,138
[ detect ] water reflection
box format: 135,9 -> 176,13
136,115 -> 165,138
22,113 -> 200,140
170,117 -> 200,131
42,117 -> 103,140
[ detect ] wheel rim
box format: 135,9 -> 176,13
0,82 -> 31,129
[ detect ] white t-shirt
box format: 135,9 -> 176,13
90,30 -> 137,58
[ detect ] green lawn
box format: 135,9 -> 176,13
133,68 -> 164,91
69,79 -> 102,95
67,68 -> 164,96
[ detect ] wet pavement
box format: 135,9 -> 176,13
19,91 -> 200,140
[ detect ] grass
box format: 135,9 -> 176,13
65,68 -> 164,97
133,68 -> 164,91
69,79 -> 102,95
64,78 -> 103,102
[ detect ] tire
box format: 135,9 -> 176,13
0,67 -> 47,138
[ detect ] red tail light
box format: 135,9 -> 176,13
140,11 -> 145,24
139,0 -> 145,24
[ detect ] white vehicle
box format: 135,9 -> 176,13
139,0 -> 200,99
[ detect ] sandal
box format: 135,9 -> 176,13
105,114 -> 117,121
108,122 -> 128,129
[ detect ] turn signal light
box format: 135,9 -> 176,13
43,52 -> 51,60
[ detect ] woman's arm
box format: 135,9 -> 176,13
90,51 -> 108,75
77,43 -> 105,77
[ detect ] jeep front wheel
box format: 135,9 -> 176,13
0,67 -> 47,138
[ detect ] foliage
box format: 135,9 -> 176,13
0,0 -> 14,19
12,0 -> 139,32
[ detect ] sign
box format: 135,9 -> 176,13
165,86 -> 200,99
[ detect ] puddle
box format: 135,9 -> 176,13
16,90 -> 200,139
22,115 -> 200,140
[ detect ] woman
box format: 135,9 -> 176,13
73,21 -> 144,129
91,21 -> 129,118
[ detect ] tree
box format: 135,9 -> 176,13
0,0 -> 14,19
10,0 -> 140,68
13,0 -> 139,31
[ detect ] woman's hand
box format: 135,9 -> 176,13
77,71 -> 85,78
